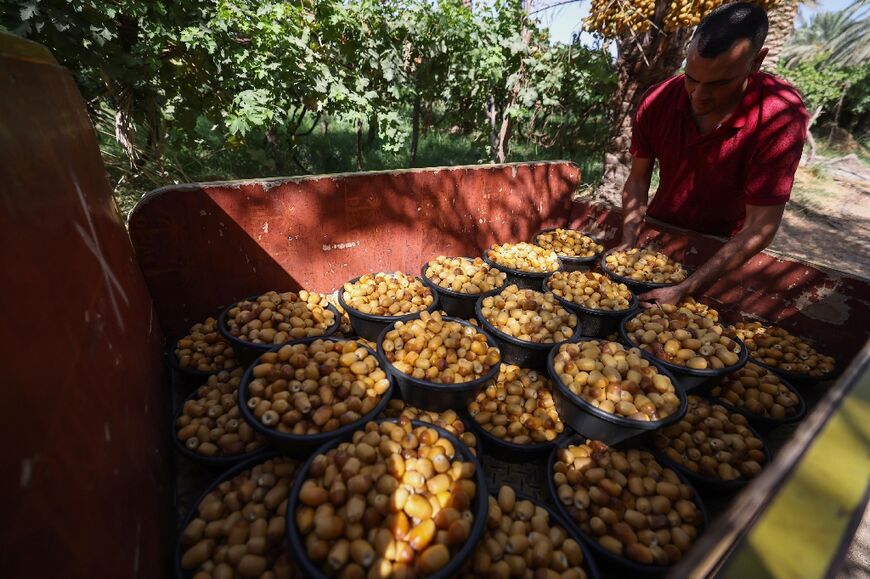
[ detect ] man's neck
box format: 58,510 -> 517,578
692,75 -> 752,134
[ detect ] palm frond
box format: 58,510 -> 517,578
781,0 -> 870,67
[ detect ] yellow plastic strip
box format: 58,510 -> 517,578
717,368 -> 870,579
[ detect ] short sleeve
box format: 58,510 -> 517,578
629,97 -> 654,159
745,89 -> 808,206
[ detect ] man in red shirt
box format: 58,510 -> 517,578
619,2 -> 808,305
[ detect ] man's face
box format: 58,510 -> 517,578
684,38 -> 766,116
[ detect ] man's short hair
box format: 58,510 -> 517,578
695,2 -> 769,58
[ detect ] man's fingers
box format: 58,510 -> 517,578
636,292 -> 658,309
638,299 -> 660,309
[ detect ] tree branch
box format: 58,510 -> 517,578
294,112 -> 322,137
529,0 -> 581,16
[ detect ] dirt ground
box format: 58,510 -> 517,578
769,154 -> 870,279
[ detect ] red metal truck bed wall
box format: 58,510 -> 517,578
128,163 -> 577,339
130,167 -> 869,367
0,35 -> 171,578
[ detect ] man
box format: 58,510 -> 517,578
619,2 -> 808,305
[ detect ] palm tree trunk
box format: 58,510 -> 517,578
598,0 -> 692,203
763,0 -> 800,71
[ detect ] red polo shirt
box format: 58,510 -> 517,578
630,72 -> 808,237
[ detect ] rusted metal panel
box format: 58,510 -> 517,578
0,34 -> 171,578
128,163 -> 579,338
569,202 -> 870,366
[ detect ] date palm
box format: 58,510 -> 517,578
763,0 -> 805,70
781,1 -> 870,67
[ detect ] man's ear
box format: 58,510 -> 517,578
751,47 -> 769,72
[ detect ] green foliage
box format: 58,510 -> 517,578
3,0 -> 616,213
780,2 -> 870,136
779,57 -> 870,135
779,56 -> 858,112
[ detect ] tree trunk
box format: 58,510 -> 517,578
763,0 -> 800,72
367,113 -> 378,145
487,97 -> 498,159
265,127 -> 288,174
422,103 -> 432,137
833,81 -> 849,127
803,105 -> 823,165
109,14 -> 144,171
492,6 -> 531,164
356,120 -> 363,170
598,1 -> 693,204
410,90 -> 422,167
322,114 -> 329,135
496,112 -> 509,163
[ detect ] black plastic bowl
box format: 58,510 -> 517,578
543,276 -> 639,339
482,251 -> 562,290
474,294 -> 581,372
287,418 -> 489,579
619,315 -> 749,390
648,406 -> 772,495
419,260 -> 507,319
546,436 -> 708,577
337,274 -> 440,341
699,370 -> 807,433
546,338 -> 688,445
378,402 -> 485,458
599,248 -> 689,296
750,357 -> 838,387
237,336 -> 394,457
533,228 -> 605,272
488,488 -> 602,579
174,451 -> 291,578
166,348 -> 226,388
377,316 -> 501,412
172,377 -> 272,467
462,407 -> 574,463
218,293 -> 341,367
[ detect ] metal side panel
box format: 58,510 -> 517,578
128,162 -> 580,339
0,33 -> 172,578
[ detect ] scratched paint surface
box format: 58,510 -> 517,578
569,202 -> 870,366
130,162 -> 578,338
0,42 -> 171,578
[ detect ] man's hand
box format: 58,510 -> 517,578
654,204 -> 785,302
637,282 -> 691,308
613,235 -> 637,253
612,240 -> 634,253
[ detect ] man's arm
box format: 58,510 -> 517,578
618,156 -> 655,249
638,203 -> 785,305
